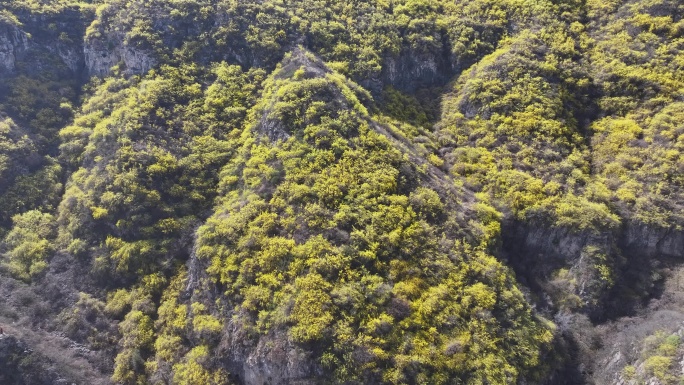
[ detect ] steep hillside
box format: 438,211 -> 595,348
1,0 -> 684,384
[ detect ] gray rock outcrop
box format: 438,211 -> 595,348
0,22 -> 28,73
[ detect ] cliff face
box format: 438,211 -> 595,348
622,223 -> 684,260
378,48 -> 453,93
221,325 -> 321,385
0,22 -> 28,74
83,33 -> 156,77
0,9 -> 88,79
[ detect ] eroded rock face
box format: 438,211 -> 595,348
381,49 -> 453,92
242,335 -> 319,385
0,23 -> 28,73
218,321 -> 321,385
503,223 -> 614,279
55,43 -> 84,74
504,217 -> 684,312
0,10 -> 88,79
84,37 -> 156,77
623,223 -> 684,259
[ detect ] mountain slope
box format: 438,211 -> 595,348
1,0 -> 684,384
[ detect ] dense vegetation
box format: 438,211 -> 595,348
1,0 -> 684,384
